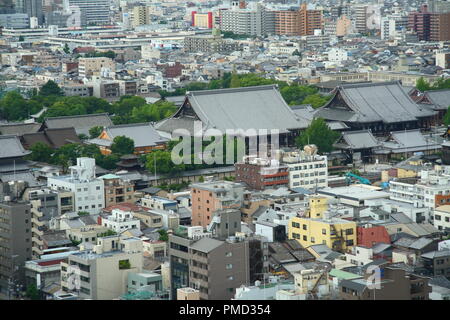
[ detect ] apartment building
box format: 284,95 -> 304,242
298,3 -> 323,36
389,169 -> 450,209
141,195 -> 177,212
430,12 -> 450,41
339,266 -> 431,300
100,174 -> 134,208
274,9 -> 300,36
421,250 -> 450,277
168,226 -> 255,300
78,57 -> 115,78
60,236 -> 143,300
47,158 -> 105,215
66,225 -> 111,245
132,5 -> 151,27
101,208 -> 141,233
282,147 -> 328,190
67,0 -> 111,26
190,180 -> 245,228
355,5 -> 369,34
433,205 -> 450,232
288,213 -> 357,252
220,2 -> 275,36
189,236 -> 250,300
235,156 -> 289,190
184,34 -> 241,54
0,198 -> 32,299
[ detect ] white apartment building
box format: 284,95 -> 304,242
282,148 -> 328,190
102,208 -> 141,233
433,205 -> 450,232
48,158 -> 105,215
389,169 -> 450,209
327,48 -> 348,63
220,2 -> 275,36
60,236 -> 143,300
67,0 -> 111,26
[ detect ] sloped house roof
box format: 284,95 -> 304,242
334,130 -> 380,150
88,123 -> 167,148
374,129 -> 442,154
156,85 -> 310,137
42,113 -> 113,135
315,81 -> 436,127
0,135 -> 31,159
416,89 -> 450,111
0,122 -> 41,136
21,127 -> 81,149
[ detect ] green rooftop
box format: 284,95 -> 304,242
329,269 -> 362,280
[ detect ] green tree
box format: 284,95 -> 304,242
302,93 -> 329,108
18,35 -> 24,42
0,91 -> 42,121
145,150 -> 185,175
111,136 -> 135,156
158,229 -> 169,241
443,106 -> 450,126
27,142 -> 53,163
292,49 -> 301,57
89,126 -> 103,139
295,118 -> 341,153
416,77 -> 431,92
230,72 -> 241,88
63,43 -> 71,54
96,154 -> 120,170
39,80 -> 63,97
25,284 -> 40,300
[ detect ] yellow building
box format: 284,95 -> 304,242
308,196 -> 328,218
288,216 -> 357,252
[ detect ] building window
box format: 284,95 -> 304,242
226,264 -> 233,270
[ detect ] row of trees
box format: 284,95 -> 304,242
416,77 -> 450,92
159,73 -> 330,108
26,136 -> 135,171
0,80 -> 178,125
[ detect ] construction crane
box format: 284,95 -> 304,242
345,172 -> 371,185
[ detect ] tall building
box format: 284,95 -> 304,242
60,235 -> 143,299
0,190 -> 32,299
14,0 -> 43,24
274,4 -> 323,36
274,9 -> 300,36
354,5 -> 368,34
190,180 -> 245,228
408,5 -> 431,41
430,12 -> 450,41
220,2 -> 275,36
298,3 -> 323,36
282,147 -> 328,190
66,0 -> 110,26
132,5 -> 150,28
168,226 -> 263,300
47,158 -> 105,215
